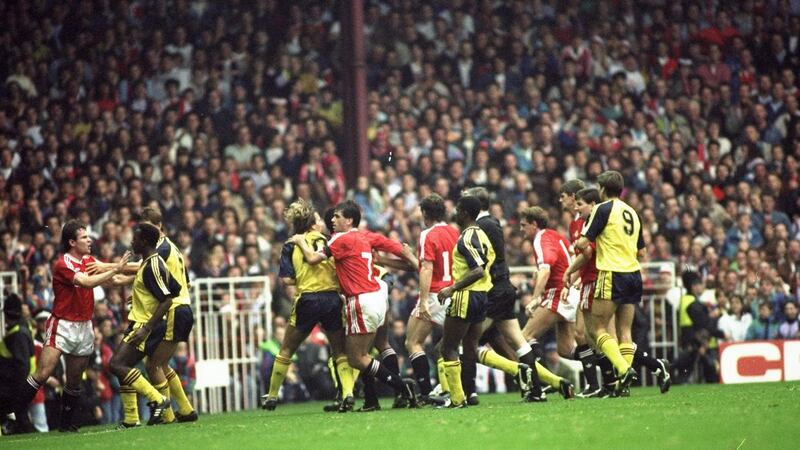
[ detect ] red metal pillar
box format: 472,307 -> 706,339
340,0 -> 368,184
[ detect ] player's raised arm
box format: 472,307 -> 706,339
86,260 -> 141,275
106,273 -> 136,287
74,251 -> 131,288
289,233 -> 327,265
374,243 -> 418,271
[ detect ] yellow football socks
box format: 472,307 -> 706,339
327,357 -> 339,390
120,386 -> 139,425
124,368 -> 163,403
268,355 -> 292,398
597,333 -> 630,376
619,342 -> 635,366
478,348 -> 519,375
437,357 -> 450,393
154,381 -> 175,423
444,360 -> 465,406
165,367 -> 194,416
535,362 -> 562,388
335,355 -> 355,398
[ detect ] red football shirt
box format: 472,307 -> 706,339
532,229 -> 572,291
325,229 -> 404,297
52,253 -> 96,321
569,216 -> 598,282
418,222 -> 460,293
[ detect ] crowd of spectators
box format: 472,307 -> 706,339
2,0 -> 800,414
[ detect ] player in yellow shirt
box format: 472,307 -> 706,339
437,196 -> 527,408
139,207 -> 197,423
573,171 -> 643,394
93,207 -> 197,426
261,200 -> 356,412
108,223 -> 177,425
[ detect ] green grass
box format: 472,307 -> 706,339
4,383 -> 799,449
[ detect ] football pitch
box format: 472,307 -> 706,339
4,383 -> 798,449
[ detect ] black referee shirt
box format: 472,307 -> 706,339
476,213 -> 510,282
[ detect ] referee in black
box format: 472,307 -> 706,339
461,187 -> 543,402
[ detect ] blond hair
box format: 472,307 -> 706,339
284,199 -> 317,233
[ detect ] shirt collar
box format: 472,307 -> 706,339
64,253 -> 82,264
477,210 -> 490,219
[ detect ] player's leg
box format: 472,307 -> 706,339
323,298 -> 357,412
146,342 -> 177,422
373,323 -> 400,376
613,272 -> 644,393
490,319 -> 541,396
628,341 -> 672,393
406,314 -> 435,398
553,321 -> 576,399
433,340 -> 450,396
441,315 -> 470,407
613,302 -> 640,394
574,308 -> 601,396
262,323 -> 308,409
345,290 -> 414,408
521,308 -> 568,396
346,332 -> 411,403
159,306 -> 197,418
21,314 -> 66,406
58,319 -> 98,432
111,326 -> 169,425
144,315 -> 175,423
59,353 -> 90,432
20,345 -> 61,410
588,271 -> 631,383
263,294 -> 316,408
588,312 -> 618,392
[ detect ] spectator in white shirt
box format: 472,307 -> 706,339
717,295 -> 752,342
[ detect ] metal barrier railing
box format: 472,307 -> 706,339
191,276 -> 272,414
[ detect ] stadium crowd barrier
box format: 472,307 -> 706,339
191,276 -> 272,414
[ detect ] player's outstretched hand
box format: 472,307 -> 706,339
115,251 -> 131,273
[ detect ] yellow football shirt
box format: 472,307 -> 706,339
582,198 -> 644,272
452,226 -> 495,293
156,236 -> 191,307
129,253 -> 181,323
279,230 -> 339,297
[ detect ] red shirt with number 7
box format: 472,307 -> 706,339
323,229 -> 404,297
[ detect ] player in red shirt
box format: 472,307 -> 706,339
404,194 -> 459,402
519,206 -> 577,400
560,184 -> 610,397
20,220 -> 130,432
291,200 -> 419,408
